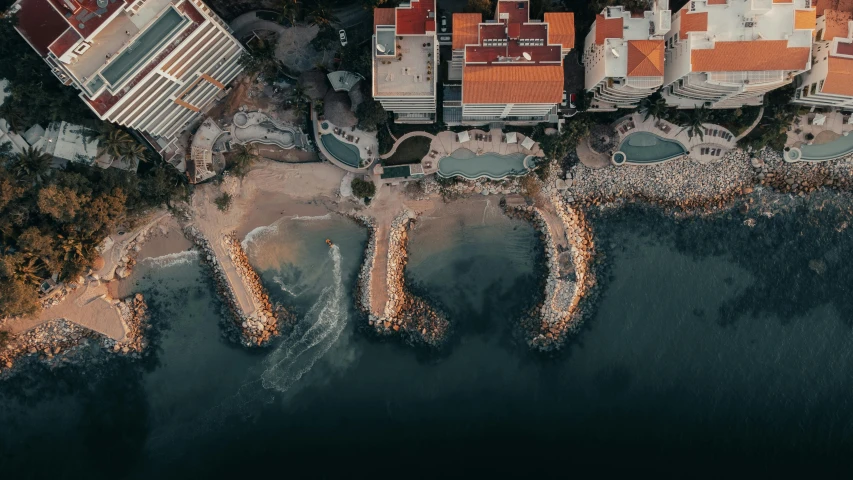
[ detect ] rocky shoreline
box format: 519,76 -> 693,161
184,226 -> 292,347
0,294 -> 149,377
566,147 -> 853,214
358,211 -> 450,348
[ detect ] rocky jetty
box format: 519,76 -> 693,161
351,214 -> 377,314
358,211 -> 450,347
505,196 -> 598,351
184,226 -> 292,347
0,294 -> 149,375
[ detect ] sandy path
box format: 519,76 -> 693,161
10,284 -> 126,341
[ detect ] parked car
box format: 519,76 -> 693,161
440,15 -> 447,32
339,29 -> 347,46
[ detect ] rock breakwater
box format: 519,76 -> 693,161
184,226 -> 292,347
506,196 -> 598,351
358,211 -> 450,348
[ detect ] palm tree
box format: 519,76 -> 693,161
120,142 -> 148,168
56,233 -> 91,279
279,0 -> 300,25
238,36 -> 281,78
639,96 -> 667,122
678,106 -> 710,141
97,127 -> 135,159
0,102 -> 25,133
230,143 -> 258,178
308,0 -> 338,27
14,256 -> 45,287
9,147 -> 52,185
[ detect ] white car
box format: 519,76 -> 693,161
440,16 -> 447,33
339,29 -> 347,47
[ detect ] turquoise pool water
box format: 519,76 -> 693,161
102,8 -> 188,87
437,148 -> 531,179
799,134 -> 853,161
618,132 -> 687,164
320,134 -> 361,168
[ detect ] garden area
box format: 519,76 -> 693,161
382,135 -> 432,166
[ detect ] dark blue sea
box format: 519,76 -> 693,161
3,200 -> 853,477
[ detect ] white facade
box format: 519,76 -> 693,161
662,0 -> 815,109
14,0 -> 244,146
793,12 -> 853,109
583,1 -> 671,112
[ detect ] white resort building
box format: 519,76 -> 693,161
662,0 -> 816,109
372,0 -> 438,124
444,0 -> 574,125
11,0 -> 244,160
583,1 -> 670,112
793,1 -> 853,109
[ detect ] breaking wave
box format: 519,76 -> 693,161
242,224 -> 279,249
260,245 -> 347,392
140,250 -> 200,268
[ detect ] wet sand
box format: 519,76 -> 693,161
135,216 -> 193,260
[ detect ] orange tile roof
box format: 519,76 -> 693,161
544,12 -> 575,50
691,41 -> 811,72
594,14 -> 623,45
707,0 -> 727,4
823,54 -> 853,96
453,13 -> 481,49
627,40 -> 665,77
395,0 -> 436,35
814,0 -> 853,16
773,0 -> 793,3
679,12 -> 708,39
794,9 -> 816,30
374,8 -> 396,31
462,65 -> 563,104
824,10 -> 852,40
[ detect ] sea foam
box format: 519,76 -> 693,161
140,250 -> 200,268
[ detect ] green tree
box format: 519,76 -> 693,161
279,0 -> 301,25
308,0 -> 338,27
8,147 -> 52,185
356,100 -> 387,132
37,184 -> 89,222
678,106 -> 710,141
639,95 -> 667,122
214,192 -> 233,212
351,177 -> 376,199
230,144 -> 259,178
464,0 -> 493,15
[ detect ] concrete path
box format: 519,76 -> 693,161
576,137 -> 611,168
736,106 -> 764,141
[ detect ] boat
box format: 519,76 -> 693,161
326,238 -> 333,247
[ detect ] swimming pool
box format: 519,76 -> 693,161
101,7 -> 188,87
320,134 -> 361,168
617,132 -> 687,164
437,148 -> 532,179
798,134 -> 853,161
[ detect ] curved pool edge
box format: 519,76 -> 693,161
618,132 -> 688,165
436,153 -> 534,180
319,134 -> 363,169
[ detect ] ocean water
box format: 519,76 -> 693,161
2,205 -> 853,476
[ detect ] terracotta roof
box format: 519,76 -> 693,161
814,0 -> 853,16
773,0 -> 793,3
48,27 -> 82,57
794,9 -> 816,30
627,40 -> 664,77
707,0 -> 727,4
374,8 -> 396,31
823,10 -> 852,40
395,0 -> 435,35
691,41 -> 811,72
822,54 -> 853,96
14,0 -> 72,56
544,12 -> 575,50
496,0 -> 529,25
679,12 -> 708,39
452,13 -> 481,49
462,64 -> 562,104
594,14 -> 623,45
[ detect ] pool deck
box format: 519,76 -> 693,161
427,128 -> 545,176
786,111 -> 853,150
313,112 -> 378,173
613,113 -> 737,165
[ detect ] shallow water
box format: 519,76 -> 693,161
3,206 -> 853,475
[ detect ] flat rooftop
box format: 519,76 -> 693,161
688,0 -> 813,49
374,35 -> 435,96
